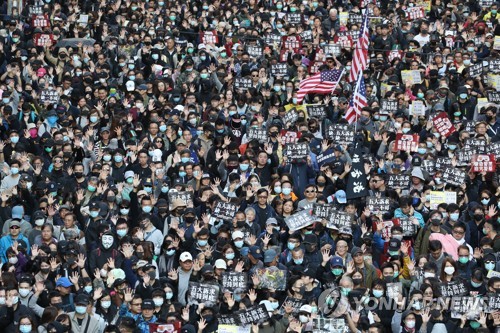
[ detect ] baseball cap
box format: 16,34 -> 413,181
214,259 -> 227,269
303,234 -> 317,244
56,277 -> 73,288
74,293 -> 90,305
299,304 -> 312,314
266,218 -> 278,226
249,245 -> 263,260
351,247 -> 363,256
180,252 -> 193,262
10,220 -> 21,227
142,299 -> 155,310
263,249 -> 277,263
124,170 -> 134,179
330,256 -> 344,267
388,238 -> 401,252
232,230 -> 244,240
11,205 -> 23,219
335,190 -> 347,204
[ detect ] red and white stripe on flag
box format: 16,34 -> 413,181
348,14 -> 369,83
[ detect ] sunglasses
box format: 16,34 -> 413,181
10,226 -> 20,229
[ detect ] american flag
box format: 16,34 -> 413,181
344,74 -> 367,124
296,69 -> 343,104
348,13 -> 370,83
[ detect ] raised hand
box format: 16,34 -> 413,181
235,261 -> 244,273
123,288 -> 134,303
168,269 -> 178,281
321,248 -> 332,264
77,254 -> 86,268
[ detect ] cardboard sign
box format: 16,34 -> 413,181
187,282 -> 219,306
313,203 -> 334,219
247,127 -> 268,143
433,112 -> 456,138
39,89 -> 59,103
401,70 -> 422,84
488,91 -> 500,103
394,133 -> 419,152
280,130 -> 301,144
405,7 -> 425,20
387,282 -> 403,299
32,14 -> 50,28
469,63 -> 484,78
199,30 -> 218,44
234,78 -> 253,90
410,100 -> 426,116
472,154 -> 496,172
34,33 -> 54,47
271,63 -> 288,76
285,209 -> 315,231
168,191 -> 194,208
440,281 -> 468,297
326,124 -> 355,145
367,197 -> 390,215
326,211 -> 352,229
306,105 -> 327,119
255,267 -> 287,290
213,201 -> 239,221
442,168 -> 466,187
284,142 -> 310,161
317,148 -> 337,166
222,272 -> 248,292
246,45 -> 263,58
429,191 -> 457,209
381,99 -> 398,113
282,108 -> 299,126
387,174 -> 411,189
398,217 -> 416,236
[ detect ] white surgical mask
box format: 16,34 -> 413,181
444,266 -> 455,275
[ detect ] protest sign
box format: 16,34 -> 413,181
381,99 -> 398,113
40,89 -> 59,103
34,33 -> 54,47
495,36 -> 500,50
433,112 -> 456,137
464,120 -> 478,135
346,140 -> 369,199
282,108 -> 299,126
465,138 -> 487,153
200,30 -> 218,44
284,142 -> 310,161
32,14 -> 50,27
339,12 -> 349,25
222,272 -> 248,292
313,203 -> 334,219
280,130 -> 301,144
472,154 -> 496,172
285,209 -> 315,231
366,197 -> 390,215
188,282 -> 219,306
255,267 -> 287,290
246,45 -> 263,58
325,124 -> 355,145
282,35 -> 302,52
435,157 -> 452,170
327,211 -> 352,229
405,6 -> 425,19
421,159 -> 435,174
29,6 -> 43,14
469,63 -> 484,78
442,168 -> 466,187
306,105 -> 327,119
287,13 -> 302,24
486,293 -> 500,312
401,70 -> 422,84
313,318 -> 346,333
394,134 -> 419,152
410,100 -> 426,116
429,191 -> 457,209
490,59 -> 500,73
387,282 -> 403,299
450,297 -> 484,317
488,91 -> 500,103
264,34 -> 282,47
324,44 -> 341,56
218,325 -> 251,333
281,297 -> 306,314
480,0 -> 494,6
148,323 -> 182,333
457,147 -> 474,165
398,217 -> 416,236
213,201 -> 239,221
234,78 -> 253,90
271,63 -> 288,76
349,13 -> 363,24
317,148 -> 337,166
440,281 -> 468,297
377,220 -> 398,239
488,142 -> 500,159
387,174 -> 411,189
237,304 -> 271,325
168,191 -> 194,208
300,30 -> 313,42
248,127 -> 268,143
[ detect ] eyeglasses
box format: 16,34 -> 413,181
258,196 -> 268,199
10,226 -> 20,229
131,303 -> 142,306
237,49 -> 243,52
305,190 -> 316,193
452,230 -> 465,235
371,179 -> 382,183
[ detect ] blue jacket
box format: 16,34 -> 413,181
0,234 -> 30,263
394,208 -> 425,228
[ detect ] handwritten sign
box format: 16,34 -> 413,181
429,191 -> 457,209
410,100 -> 426,116
401,70 -> 422,84
367,197 -> 390,215
433,112 -> 456,138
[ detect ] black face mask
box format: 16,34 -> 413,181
236,221 -> 246,228
305,244 -> 316,252
184,216 -> 195,224
74,172 -> 84,178
66,258 -> 76,265
352,278 -> 363,285
474,214 -> 483,221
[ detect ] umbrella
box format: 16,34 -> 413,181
55,38 -> 96,48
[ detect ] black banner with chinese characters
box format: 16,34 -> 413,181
213,201 -> 239,221
168,191 -> 194,207
387,174 -> 411,189
222,272 -> 248,292
313,203 -> 335,219
284,142 -> 310,161
442,168 -> 466,187
440,281 -> 468,297
345,137 -> 368,199
187,282 -> 220,306
248,128 -> 268,143
326,211 -> 352,229
367,197 -> 391,215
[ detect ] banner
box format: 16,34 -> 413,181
471,154 -> 496,172
433,112 -> 456,137
345,138 -> 368,199
394,134 -> 419,152
255,267 -> 287,290
285,209 -> 315,231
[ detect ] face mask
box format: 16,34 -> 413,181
142,206 -> 152,213
89,211 -> 99,218
10,167 -> 19,175
19,288 -> 30,297
10,136 -> 19,144
418,148 -> 427,155
455,255 -> 468,264
474,214 -> 483,221
486,262 -> 495,270
2,97 -> 9,104
166,291 -> 173,300
117,229 -> 127,237
463,60 -> 471,66
341,287 -> 351,296
448,144 -> 457,150
153,298 -> 164,307
471,280 -> 482,288
234,240 -> 244,248
424,272 -> 435,278
128,75 -> 135,80
293,258 -> 303,265
101,300 -> 111,309
75,305 -> 87,314
459,93 -> 468,99
200,73 -> 208,79
413,301 -> 422,310
434,178 -> 441,184
406,320 -> 416,329
84,286 -> 93,293
444,266 -> 455,275
274,186 -> 282,194
332,268 -> 343,276
88,185 -> 97,192
19,325 -> 32,333
179,171 -> 187,177
120,208 -> 130,215
292,98 -> 297,104
402,127 -> 411,133
200,56 -> 207,61
282,188 -> 292,196
299,315 -> 308,323
0,297 -> 5,305
448,212 -> 459,221
417,93 -> 424,98
198,239 -> 208,247
181,157 -> 190,164
240,164 -> 249,171
470,321 -> 481,329
224,252 -> 236,260
373,290 -> 384,298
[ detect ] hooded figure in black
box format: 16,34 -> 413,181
88,231 -> 124,279
451,86 -> 477,121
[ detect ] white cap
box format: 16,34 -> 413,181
214,259 -> 227,269
180,252 -> 193,262
125,80 -> 135,92
174,105 -> 184,111
232,230 -> 244,240
299,304 -> 312,314
152,149 -> 163,162
124,171 -> 134,179
198,43 -> 206,50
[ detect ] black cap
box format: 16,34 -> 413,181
75,293 -> 90,305
89,202 -> 100,210
142,299 -> 155,309
388,238 -> 401,252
